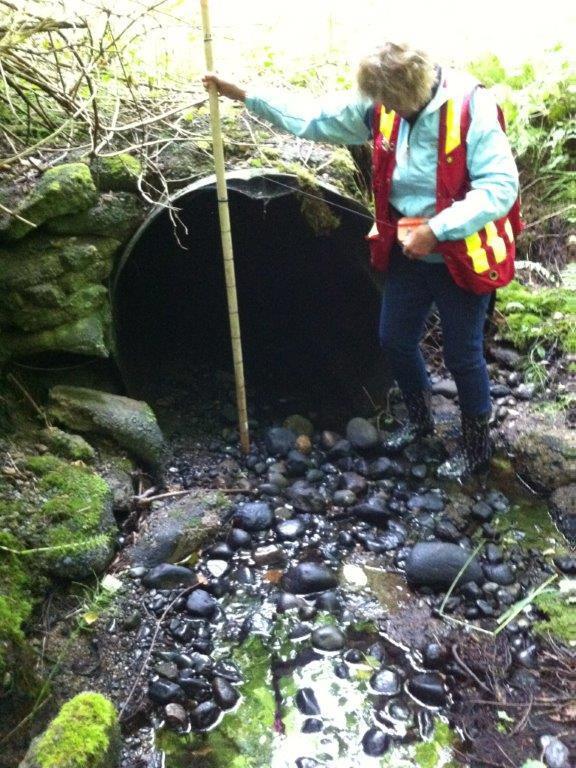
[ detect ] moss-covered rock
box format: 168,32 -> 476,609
49,386 -> 167,472
90,154 -> 142,193
19,692 -> 120,768
0,164 -> 98,241
7,285 -> 108,333
46,192 -> 144,239
2,310 -> 111,359
0,234 -> 118,293
39,426 -> 96,462
22,454 -> 116,579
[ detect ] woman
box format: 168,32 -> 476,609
203,42 -> 520,479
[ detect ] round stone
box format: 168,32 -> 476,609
212,676 -> 240,710
142,564 -> 198,590
362,727 -> 390,756
186,589 -> 218,620
369,668 -> 401,696
295,687 -> 320,715
233,502 -> 274,532
311,625 -> 345,652
190,701 -> 221,731
406,542 -> 483,590
282,563 -> 337,594
407,672 -> 447,707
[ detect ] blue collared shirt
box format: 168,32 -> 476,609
245,69 -> 519,263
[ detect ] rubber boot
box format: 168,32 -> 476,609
437,411 -> 492,480
382,390 -> 434,452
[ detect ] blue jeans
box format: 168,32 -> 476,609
379,249 -> 492,417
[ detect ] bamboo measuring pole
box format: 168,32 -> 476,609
200,0 -> 250,454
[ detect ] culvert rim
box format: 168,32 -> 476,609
110,168 -> 371,301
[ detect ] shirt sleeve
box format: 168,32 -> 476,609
244,88 -> 372,146
428,87 -> 519,241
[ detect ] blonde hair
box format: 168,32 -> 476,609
357,42 -> 436,114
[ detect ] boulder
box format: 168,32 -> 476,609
19,692 -> 120,768
0,163 -> 98,241
39,426 -> 96,462
49,386 -> 167,472
504,412 -> 575,493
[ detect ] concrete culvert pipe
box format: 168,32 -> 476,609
111,170 -> 390,414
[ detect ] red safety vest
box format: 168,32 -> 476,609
367,87 -> 523,294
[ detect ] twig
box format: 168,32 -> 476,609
6,372 -> 51,427
0,201 -> 37,228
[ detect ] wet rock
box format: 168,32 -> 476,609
253,544 -> 286,566
212,676 -> 240,710
233,501 -> 274,531
432,378 -> 458,398
515,383 -> 535,400
408,492 -> 445,512
286,481 -> 327,513
186,589 -> 218,620
422,643 -> 448,669
554,554 -> 576,575
541,735 -> 570,768
488,345 -> 523,369
485,543 -> 503,563
286,449 -> 311,477
482,563 -> 515,585
164,702 -> 188,729
315,591 -> 341,612
190,701 -> 221,731
346,417 -> 380,452
361,727 -> 390,756
470,501 -> 494,523
143,564 -> 198,590
328,439 -> 352,460
333,490 -> 357,507
311,625 -> 345,652
227,528 -> 252,549
276,518 -> 306,540
302,718 -> 323,733
351,500 -> 390,527
368,457 -> 401,479
434,518 -> 461,542
265,427 -> 297,457
296,687 -> 321,715
154,661 -> 178,681
369,668 -> 401,696
341,471 -> 367,496
516,644 -> 538,669
407,672 -> 447,707
49,385 -> 167,472
484,490 -> 510,513
206,542 -> 234,560
490,383 -> 512,398
282,563 -> 338,594
406,542 -> 483,590
148,679 -> 186,705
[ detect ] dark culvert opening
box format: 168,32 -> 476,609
112,172 -> 390,422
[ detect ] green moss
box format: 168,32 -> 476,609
90,154 -> 142,192
0,163 -> 98,241
3,310 -> 111,360
46,192 -> 144,239
414,720 -> 456,768
40,427 -> 96,462
533,588 -> 576,645
25,692 -> 120,768
18,455 -> 115,577
0,531 -> 34,680
496,280 -> 575,351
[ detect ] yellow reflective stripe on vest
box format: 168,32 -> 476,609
485,221 -> 507,263
379,108 -> 396,141
444,98 -> 462,155
464,231 -> 490,273
503,218 -> 514,242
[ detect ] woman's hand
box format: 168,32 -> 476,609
403,224 -> 438,259
202,73 -> 246,102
